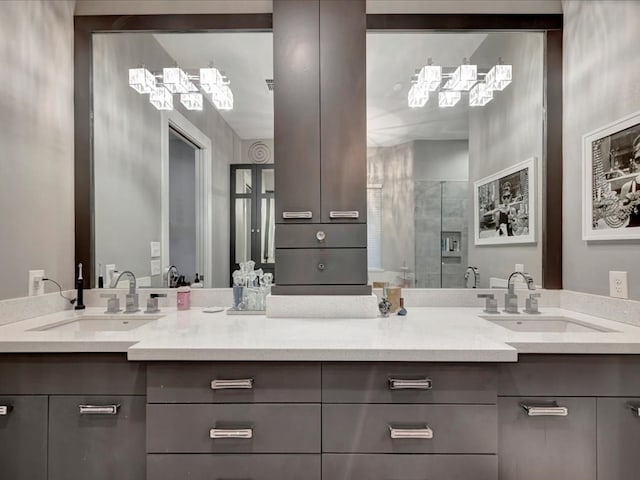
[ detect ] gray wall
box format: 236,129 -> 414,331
414,140 -> 469,181
93,33 -> 239,287
0,0 -> 75,300
467,32 -> 544,286
562,0 -> 640,299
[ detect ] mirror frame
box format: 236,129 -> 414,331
74,12 -> 562,289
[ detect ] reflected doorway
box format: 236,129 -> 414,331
230,164 -> 275,283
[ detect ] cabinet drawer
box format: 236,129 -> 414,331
323,404 -> 497,453
147,362 -> 320,403
275,248 -> 367,285
323,363 -> 497,404
499,354 -> 640,396
0,396 -> 48,480
323,454 -> 497,480
597,398 -> 640,480
276,224 -> 366,248
148,454 -> 320,480
147,404 -> 320,453
498,397 -> 596,480
48,395 -> 146,480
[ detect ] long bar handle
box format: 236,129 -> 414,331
79,404 -> 120,415
0,405 -> 11,415
210,427 -> 253,439
521,402 -> 568,416
628,404 -> 640,417
389,425 -> 433,439
388,378 -> 432,390
282,211 -> 312,219
211,378 -> 254,390
329,210 -> 359,219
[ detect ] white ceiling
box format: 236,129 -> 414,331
154,31 -> 493,145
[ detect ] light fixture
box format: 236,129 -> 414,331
199,67 -> 223,94
486,61 -> 512,91
469,82 -> 493,106
200,67 -> 234,110
438,91 -> 461,108
128,67 -> 156,94
214,84 -> 234,110
180,93 -> 203,111
149,86 -> 173,110
408,82 -> 429,108
444,60 -> 477,91
162,67 -> 191,94
417,60 -> 441,91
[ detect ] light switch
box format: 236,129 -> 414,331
150,242 -> 161,258
150,259 -> 162,276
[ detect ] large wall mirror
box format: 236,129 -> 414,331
92,31 -> 273,288
366,30 -> 549,289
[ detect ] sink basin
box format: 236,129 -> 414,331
30,315 -> 162,333
480,315 -> 617,333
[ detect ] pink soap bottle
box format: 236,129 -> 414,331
177,277 -> 191,310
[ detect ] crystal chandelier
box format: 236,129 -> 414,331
407,58 -> 512,109
128,64 -> 234,112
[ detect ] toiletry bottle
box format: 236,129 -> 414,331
177,277 -> 191,310
397,297 -> 407,316
192,273 -> 204,288
98,262 -> 104,288
75,263 -> 86,310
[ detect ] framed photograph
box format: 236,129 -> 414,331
474,158 -> 536,245
582,110 -> 640,240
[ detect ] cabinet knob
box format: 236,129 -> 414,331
316,231 -> 326,242
389,425 -> 433,439
318,263 -> 325,271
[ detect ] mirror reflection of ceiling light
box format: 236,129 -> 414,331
128,64 -> 234,111
469,82 -> 493,106
417,61 -> 442,91
408,82 -> 429,108
438,91 -> 461,108
444,61 -> 477,91
485,62 -> 512,91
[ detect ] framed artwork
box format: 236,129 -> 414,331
582,110 -> 640,240
474,158 -> 536,245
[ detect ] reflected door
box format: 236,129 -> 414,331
230,165 -> 275,282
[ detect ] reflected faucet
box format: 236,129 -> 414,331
165,265 -> 180,288
504,272 -> 536,314
110,270 -> 139,313
465,266 -> 480,288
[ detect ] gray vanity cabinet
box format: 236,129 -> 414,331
0,395 -> 48,480
48,395 -> 146,480
596,398 -> 640,480
498,397 -> 596,480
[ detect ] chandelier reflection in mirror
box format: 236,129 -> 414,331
408,57 -> 512,109
128,65 -> 234,112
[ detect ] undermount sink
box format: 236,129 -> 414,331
480,315 -> 617,333
30,315 -> 162,333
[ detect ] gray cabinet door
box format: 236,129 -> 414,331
0,396 -> 47,480
498,397 -> 596,480
597,398 -> 640,480
48,395 -> 146,480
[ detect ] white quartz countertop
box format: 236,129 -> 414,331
2,306 -> 640,361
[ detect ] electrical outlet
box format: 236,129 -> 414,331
150,241 -> 161,258
515,263 -> 524,272
28,269 -> 45,296
150,259 -> 162,276
609,271 -> 629,299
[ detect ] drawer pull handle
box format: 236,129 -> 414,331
211,378 -> 254,390
329,210 -> 359,219
0,405 -> 12,415
282,211 -> 312,219
210,427 -> 253,439
521,402 -> 568,417
627,404 -> 640,417
388,378 -> 432,390
79,404 -> 120,415
389,425 -> 433,439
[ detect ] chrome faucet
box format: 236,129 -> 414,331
504,272 -> 536,314
110,270 -> 139,313
465,266 -> 480,288
165,265 -> 180,288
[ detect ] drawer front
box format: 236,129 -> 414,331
147,404 -> 320,453
276,224 -> 367,248
323,454 -> 497,480
147,362 -> 321,403
498,397 -> 596,480
0,396 -> 48,480
275,248 -> 367,285
48,395 -> 146,480
323,363 -> 497,404
323,404 -> 497,454
0,353 -> 145,394
499,354 -> 640,396
148,454 -> 320,480
597,398 -> 640,480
